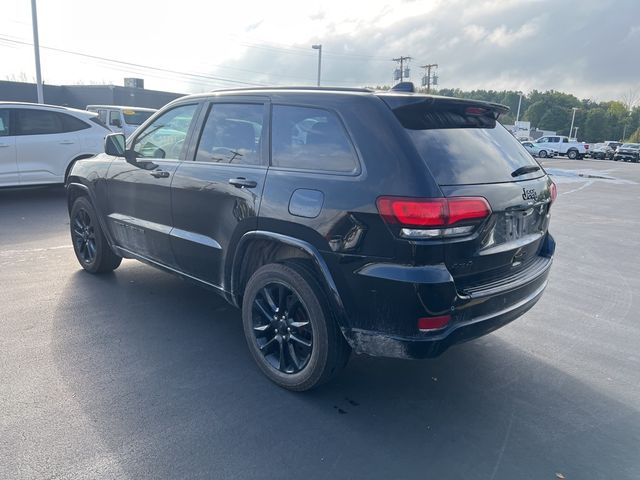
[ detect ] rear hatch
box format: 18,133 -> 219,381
381,94 -> 554,294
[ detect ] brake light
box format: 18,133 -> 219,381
549,181 -> 557,204
465,107 -> 488,116
377,196 -> 491,227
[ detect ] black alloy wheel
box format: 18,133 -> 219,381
72,207 -> 97,264
251,282 -> 313,374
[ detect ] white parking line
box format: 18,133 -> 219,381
0,245 -> 72,257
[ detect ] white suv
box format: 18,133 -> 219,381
0,102 -> 109,187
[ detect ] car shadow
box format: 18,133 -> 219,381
50,264 -> 640,480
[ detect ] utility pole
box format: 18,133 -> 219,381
30,0 -> 44,103
392,56 -> 412,82
420,63 -> 438,93
569,107 -> 578,139
312,44 -> 322,87
516,91 -> 523,123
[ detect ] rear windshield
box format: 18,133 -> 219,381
123,110 -> 154,126
396,105 -> 543,185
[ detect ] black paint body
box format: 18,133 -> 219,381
67,88 -> 555,359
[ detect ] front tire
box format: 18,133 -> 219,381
70,196 -> 122,273
242,262 -> 350,391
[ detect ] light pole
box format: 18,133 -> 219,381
569,107 -> 578,139
573,126 -> 579,140
30,0 -> 44,103
312,44 -> 322,87
515,91 -> 523,123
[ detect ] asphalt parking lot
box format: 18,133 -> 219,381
1,158 -> 639,480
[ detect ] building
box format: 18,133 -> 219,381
0,80 -> 183,110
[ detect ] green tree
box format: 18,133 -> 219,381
539,105 -> 571,134
583,108 -> 609,142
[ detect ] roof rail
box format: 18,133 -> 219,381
209,86 -> 372,93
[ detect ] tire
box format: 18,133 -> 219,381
242,262 -> 351,391
538,150 -> 548,158
70,196 -> 122,273
567,149 -> 578,159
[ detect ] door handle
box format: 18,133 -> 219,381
150,170 -> 170,178
59,140 -> 75,145
229,177 -> 257,188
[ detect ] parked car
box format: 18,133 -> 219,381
0,102 -> 109,187
534,135 -> 589,159
521,141 -> 557,158
613,143 -> 640,162
86,105 -> 156,138
67,87 -> 556,391
603,140 -> 622,152
589,143 -> 614,160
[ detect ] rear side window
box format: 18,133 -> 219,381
123,109 -> 154,126
60,114 -> 90,132
271,105 -> 358,173
195,103 -> 263,165
0,109 -> 9,136
398,105 -> 542,185
15,109 -> 63,135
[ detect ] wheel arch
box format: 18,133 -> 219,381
66,181 -> 117,251
65,154 -> 96,183
230,231 -> 348,326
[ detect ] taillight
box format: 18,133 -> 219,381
376,196 -> 491,238
549,181 -> 557,204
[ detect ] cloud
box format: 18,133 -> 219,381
202,0 -> 640,100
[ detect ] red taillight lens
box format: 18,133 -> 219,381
377,196 -> 491,227
376,197 -> 447,226
418,315 -> 451,331
549,182 -> 557,204
447,198 -> 492,225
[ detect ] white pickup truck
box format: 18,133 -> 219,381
533,135 -> 589,159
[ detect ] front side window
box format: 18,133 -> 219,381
271,105 -> 358,173
109,110 -> 122,127
15,109 -> 63,135
0,109 -> 9,136
537,137 -> 547,143
132,104 -> 198,160
195,103 -> 263,165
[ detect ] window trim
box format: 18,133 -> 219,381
127,102 -> 203,163
0,108 -> 10,137
268,102 -> 362,177
187,99 -> 270,169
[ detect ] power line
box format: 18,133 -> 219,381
0,34 -> 266,87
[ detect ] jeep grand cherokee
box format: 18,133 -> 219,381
66,86 -> 555,391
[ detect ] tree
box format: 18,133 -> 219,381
539,105 -> 571,134
583,109 -> 609,142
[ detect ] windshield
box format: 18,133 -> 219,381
621,144 -> 640,149
123,110 -> 155,126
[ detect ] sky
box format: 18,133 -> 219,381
1,0 -> 638,102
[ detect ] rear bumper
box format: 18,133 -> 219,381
333,234 -> 554,359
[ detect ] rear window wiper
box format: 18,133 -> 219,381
511,165 -> 541,177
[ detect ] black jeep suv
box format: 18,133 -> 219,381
67,86 -> 556,390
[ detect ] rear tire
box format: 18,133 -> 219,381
70,196 -> 122,273
538,150 -> 548,158
242,262 -> 350,391
567,149 -> 578,159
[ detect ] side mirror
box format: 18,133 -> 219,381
104,133 -> 125,156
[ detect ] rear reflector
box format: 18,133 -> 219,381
418,315 -> 451,331
377,196 -> 491,228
